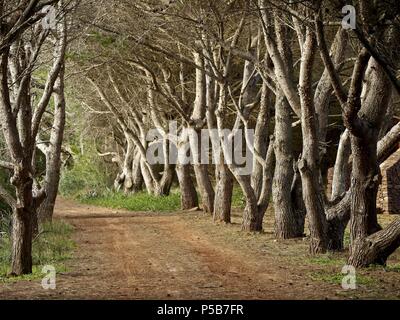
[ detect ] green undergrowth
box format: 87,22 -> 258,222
79,185 -> 246,213
79,189 -> 182,212
309,270 -> 376,286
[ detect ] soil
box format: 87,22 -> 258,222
1,198 -> 400,300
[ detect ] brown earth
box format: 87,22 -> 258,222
1,198 -> 400,300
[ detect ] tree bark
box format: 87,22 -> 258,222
213,162 -> 233,223
268,14 -> 305,239
190,50 -> 215,213
348,57 -> 392,266
298,28 -> 328,254
176,163 -> 198,210
273,89 -> 304,238
38,65 -> 66,222
11,206 -> 33,275
213,82 -> 233,222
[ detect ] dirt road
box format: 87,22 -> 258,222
0,198 -> 383,299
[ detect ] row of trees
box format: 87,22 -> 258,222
1,0 -> 400,275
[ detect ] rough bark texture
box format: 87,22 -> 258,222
298,29 -> 328,254
252,77 -> 270,200
38,65 -> 66,222
272,16 -> 304,239
191,51 -> 215,213
273,89 -> 303,238
11,207 -> 33,275
213,83 -> 233,222
348,57 -> 393,266
214,163 -> 233,223
176,163 -> 198,210
11,174 -> 34,275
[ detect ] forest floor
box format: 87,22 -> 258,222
1,198 -> 400,300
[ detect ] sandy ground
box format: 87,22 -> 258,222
1,198 -> 399,300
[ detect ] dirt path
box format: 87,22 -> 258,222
0,199 -> 349,299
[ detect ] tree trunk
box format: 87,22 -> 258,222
130,152 -> 143,193
176,163 -> 198,209
154,139 -> 174,196
11,207 -> 33,275
140,157 -> 155,194
347,219 -> 400,267
38,66 -> 66,222
193,162 -> 215,213
273,89 -> 303,238
347,57 -> 394,266
240,175 -> 263,232
10,170 -> 35,275
190,50 -> 215,213
115,138 -> 134,193
251,81 -> 270,199
213,163 -> 233,223
213,80 -> 233,222
331,130 -> 351,201
298,29 -> 328,254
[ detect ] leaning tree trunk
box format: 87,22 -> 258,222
38,66 -> 66,222
140,158 -> 155,194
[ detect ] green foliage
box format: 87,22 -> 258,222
80,189 -> 181,212
308,253 -> 346,266
59,150 -> 114,198
309,270 -> 375,286
0,221 -> 75,282
232,186 -> 245,209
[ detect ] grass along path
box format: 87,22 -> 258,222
79,187 -> 246,212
